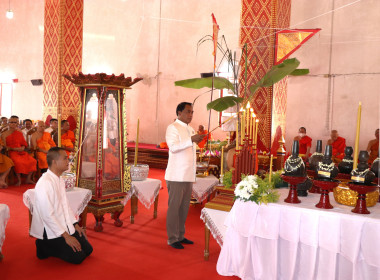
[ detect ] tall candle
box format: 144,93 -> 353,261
251,112 -> 255,141
58,114 -> 61,147
269,154 -> 273,184
241,110 -> 245,145
221,146 -> 224,176
236,118 -> 239,151
134,118 -> 140,166
246,102 -> 250,138
353,102 -> 362,170
254,119 -> 259,147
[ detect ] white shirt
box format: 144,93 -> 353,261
165,119 -> 196,182
45,127 -> 53,133
30,170 -> 77,239
21,128 -> 32,146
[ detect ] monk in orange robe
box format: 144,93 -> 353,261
294,127 -> 312,160
104,139 -> 120,179
31,121 -> 56,171
367,128 -> 379,164
327,130 -> 346,163
0,138 -> 14,188
60,120 -> 75,156
2,116 -> 36,185
197,125 -> 211,149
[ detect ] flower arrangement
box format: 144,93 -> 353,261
234,174 -> 279,205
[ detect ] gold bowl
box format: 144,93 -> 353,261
333,182 -> 379,207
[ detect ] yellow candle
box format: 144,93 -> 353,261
134,118 -> 140,166
246,102 -> 250,138
269,154 -> 273,184
353,102 -> 362,170
251,111 -> 255,140
221,146 -> 224,176
254,119 -> 259,147
58,114 -> 61,147
241,110 -> 245,145
236,118 -> 239,151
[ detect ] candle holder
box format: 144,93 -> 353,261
281,175 -> 306,204
313,179 -> 340,209
348,182 -> 377,214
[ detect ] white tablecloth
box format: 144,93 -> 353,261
0,204 -> 10,253
23,187 -> 92,220
122,178 -> 161,209
200,208 -> 229,247
217,188 -> 380,280
193,175 -> 219,202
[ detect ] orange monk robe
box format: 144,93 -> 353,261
6,131 -> 36,174
198,130 -> 211,149
0,139 -> 14,173
299,136 -> 312,156
369,140 -> 379,164
331,136 -> 346,160
37,132 -> 56,169
61,130 -> 75,156
104,140 -> 120,179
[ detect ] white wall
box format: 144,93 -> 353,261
0,0 -> 44,120
286,0 -> 380,152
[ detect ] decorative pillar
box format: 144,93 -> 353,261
239,0 -> 291,151
43,0 -> 83,123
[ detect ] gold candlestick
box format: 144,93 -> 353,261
134,118 -> 140,166
220,146 -> 224,176
57,114 -> 61,147
236,118 -> 239,151
353,102 -> 362,170
269,154 -> 273,184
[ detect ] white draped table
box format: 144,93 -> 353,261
122,178 -> 162,223
217,188 -> 380,280
23,187 -> 92,230
193,175 -> 219,203
0,204 -> 10,261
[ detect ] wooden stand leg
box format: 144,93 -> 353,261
78,207 -> 88,231
113,211 -> 123,227
130,195 -> 138,224
94,214 -> 104,232
204,223 -> 210,261
153,194 -> 159,219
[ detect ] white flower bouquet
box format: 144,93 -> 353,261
234,174 -> 279,204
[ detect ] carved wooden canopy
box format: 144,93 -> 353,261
63,72 -> 142,88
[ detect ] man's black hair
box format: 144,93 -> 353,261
47,147 -> 65,167
23,119 -> 32,125
50,118 -> 58,123
176,102 -> 192,116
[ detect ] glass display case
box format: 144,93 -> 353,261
64,73 -> 142,231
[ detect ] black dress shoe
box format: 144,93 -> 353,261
169,241 -> 184,249
180,238 -> 194,245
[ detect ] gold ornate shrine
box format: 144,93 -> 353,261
65,73 -> 142,232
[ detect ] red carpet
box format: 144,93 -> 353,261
0,168 -> 238,280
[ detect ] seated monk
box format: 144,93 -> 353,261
367,128 -> 379,164
104,139 -> 120,179
0,139 -> 14,188
2,116 -> 37,185
60,120 -> 75,156
31,121 -> 56,173
327,130 -> 346,163
197,125 -> 211,149
293,126 -> 312,161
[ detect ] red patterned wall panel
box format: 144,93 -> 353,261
239,0 -> 291,151
43,0 -> 83,121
